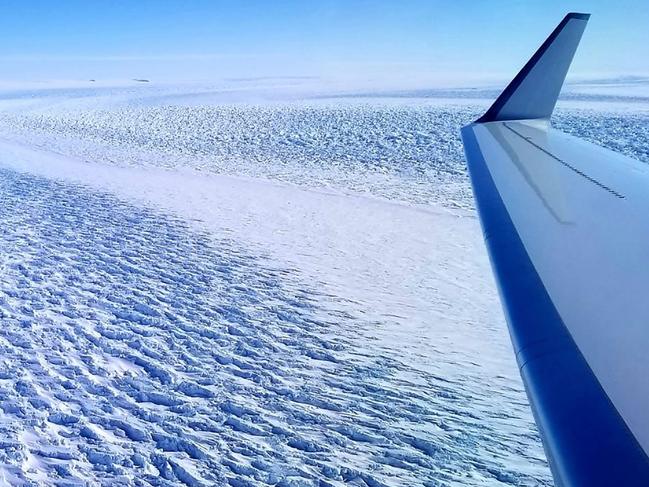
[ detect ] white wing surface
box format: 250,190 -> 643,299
462,13 -> 649,486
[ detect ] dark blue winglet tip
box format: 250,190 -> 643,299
567,12 -> 591,21
474,12 -> 591,124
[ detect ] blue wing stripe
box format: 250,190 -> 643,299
462,124 -> 649,486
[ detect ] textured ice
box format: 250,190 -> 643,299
0,83 -> 647,486
0,165 -> 547,486
553,109 -> 649,163
1,85 -> 647,211
0,87 -> 481,209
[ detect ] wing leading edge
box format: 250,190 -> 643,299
462,13 -> 649,486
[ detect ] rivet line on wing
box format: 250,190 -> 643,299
503,123 -> 625,199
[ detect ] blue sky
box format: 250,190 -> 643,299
0,0 -> 647,87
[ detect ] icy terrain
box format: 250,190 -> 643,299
0,82 -> 647,486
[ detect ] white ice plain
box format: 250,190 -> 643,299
0,81 -> 647,486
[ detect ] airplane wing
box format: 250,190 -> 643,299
461,13 -> 649,486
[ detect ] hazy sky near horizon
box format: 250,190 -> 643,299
0,1 -> 647,88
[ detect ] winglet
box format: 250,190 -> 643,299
476,13 -> 590,123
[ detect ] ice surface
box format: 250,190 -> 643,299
0,94 -> 478,209
0,82 -> 647,486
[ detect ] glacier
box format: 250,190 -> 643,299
0,82 -> 647,486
